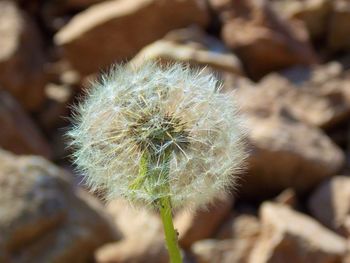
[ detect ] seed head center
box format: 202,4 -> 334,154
129,110 -> 189,155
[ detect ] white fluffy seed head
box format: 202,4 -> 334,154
68,62 -> 247,209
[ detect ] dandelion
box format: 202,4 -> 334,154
68,62 -> 247,263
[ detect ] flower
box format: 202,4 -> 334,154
68,62 -> 247,209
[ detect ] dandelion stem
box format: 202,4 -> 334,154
159,196 -> 182,263
136,150 -> 182,263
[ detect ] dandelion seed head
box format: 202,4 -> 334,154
68,62 -> 247,209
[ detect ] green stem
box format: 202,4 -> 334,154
133,150 -> 182,262
159,196 -> 182,263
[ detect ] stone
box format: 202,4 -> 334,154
96,238 -> 168,263
37,83 -> 74,133
235,62 -> 350,129
0,149 -> 118,263
306,69 -> 350,128
131,27 -> 242,75
54,0 -> 209,75
281,60 -> 343,85
0,1 -> 47,111
53,0 -> 106,10
192,239 -> 250,263
192,214 -> 260,263
96,199 -> 168,263
283,63 -> 350,128
239,107 -> 345,198
40,0 -> 108,32
309,176 -> 350,236
208,0 -> 232,13
98,197 -> 234,262
221,0 -> 317,79
249,202 -> 347,263
272,0 -> 332,39
274,188 -> 297,207
215,213 -> 261,240
0,91 -> 52,158
175,193 -> 233,249
208,0 -> 252,23
328,0 -> 350,51
224,64 -> 349,199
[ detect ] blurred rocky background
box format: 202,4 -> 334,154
1,0 -> 350,262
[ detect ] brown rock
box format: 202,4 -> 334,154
272,0 -> 332,39
0,91 -> 52,158
215,213 -> 261,240
0,149 -> 118,263
235,62 -> 350,129
307,69 -> 350,128
131,27 -> 242,75
240,108 -> 344,198
175,193 -> 233,249
274,188 -> 297,207
328,0 -> 350,51
96,238 -> 168,263
249,202 -> 347,263
192,214 -> 260,263
192,239 -> 251,263
54,0 -> 106,10
309,176 -> 350,236
208,0 -> 230,11
37,83 -> 74,133
47,0 -> 106,12
96,199 -> 168,263
40,0 -> 107,32
221,0 -> 317,79
0,1 -> 47,111
55,0 -> 209,75
208,0 -> 252,23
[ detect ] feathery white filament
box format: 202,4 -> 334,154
68,62 -> 247,209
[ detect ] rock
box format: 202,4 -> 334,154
0,1 -> 47,111
274,188 -> 297,207
328,0 -> 350,51
307,71 -> 350,129
54,0 -> 209,75
192,214 -> 260,263
240,107 -> 345,198
272,0 -> 332,39
98,197 -> 233,262
96,239 -> 168,263
175,193 -> 233,249
96,199 -> 168,263
309,176 -> 350,236
0,91 -> 52,158
208,0 -> 251,23
215,214 -> 261,240
249,202 -> 347,263
221,0 -> 317,79
105,199 -> 162,243
192,239 -> 250,263
50,0 -> 106,10
235,62 -> 350,129
224,64 -> 349,198
280,63 -> 350,128
208,0 -> 231,13
37,83 -> 74,133
0,149 -> 118,263
40,0 -> 108,32
274,0 -> 350,52
131,27 -> 242,75
282,60 -> 343,84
